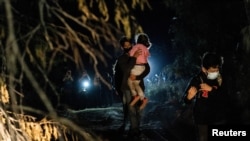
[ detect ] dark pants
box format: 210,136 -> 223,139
196,124 -> 208,141
122,89 -> 142,135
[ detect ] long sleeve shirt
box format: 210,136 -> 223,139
129,44 -> 150,64
183,71 -> 224,124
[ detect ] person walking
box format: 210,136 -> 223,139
113,36 -> 150,139
183,52 -> 225,141
61,70 -> 74,107
77,70 -> 91,108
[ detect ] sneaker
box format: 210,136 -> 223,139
139,98 -> 148,110
130,96 -> 140,106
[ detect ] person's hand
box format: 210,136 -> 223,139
200,83 -> 212,91
187,86 -> 197,100
133,49 -> 142,58
129,74 -> 136,80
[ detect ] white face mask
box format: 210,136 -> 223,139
207,72 -> 219,80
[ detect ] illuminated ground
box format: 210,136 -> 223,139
58,101 -> 196,141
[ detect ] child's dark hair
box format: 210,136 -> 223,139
119,36 -> 131,46
202,52 -> 221,69
135,33 -> 151,47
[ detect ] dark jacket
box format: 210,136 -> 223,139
183,71 -> 224,124
114,52 -> 150,95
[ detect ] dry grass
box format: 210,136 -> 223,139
0,0 -> 152,140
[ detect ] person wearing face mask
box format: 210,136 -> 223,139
183,52 -> 224,141
113,36 -> 150,140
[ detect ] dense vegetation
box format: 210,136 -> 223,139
0,0 -> 249,140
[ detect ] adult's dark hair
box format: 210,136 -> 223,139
135,33 -> 151,47
202,52 -> 221,69
119,36 -> 132,47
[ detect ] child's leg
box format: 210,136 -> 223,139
129,65 -> 146,106
134,81 -> 148,110
134,80 -> 144,99
128,74 -> 140,106
139,97 -> 148,110
128,77 -> 136,97
129,80 -> 141,106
